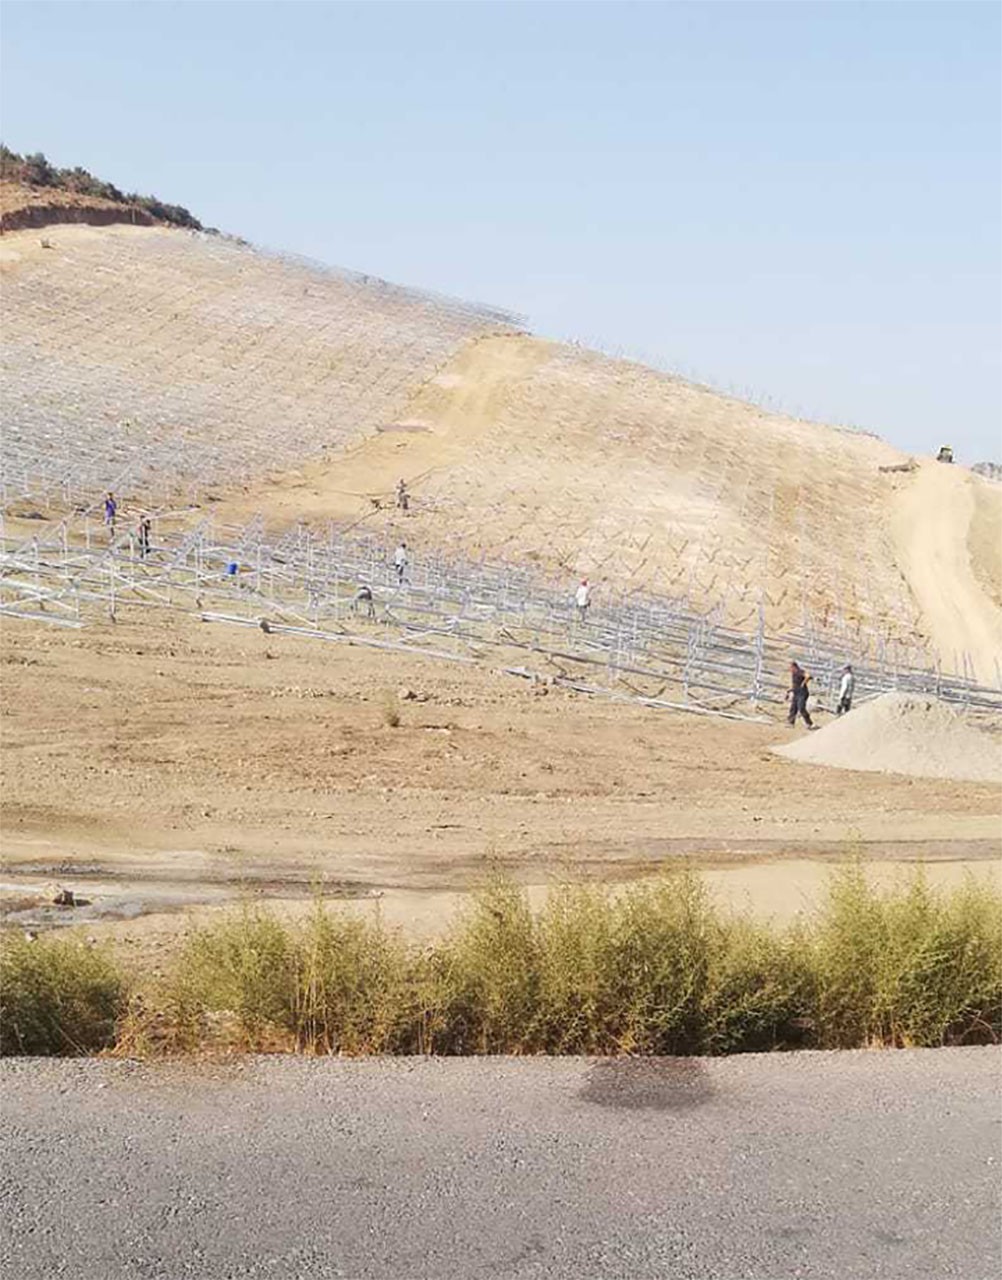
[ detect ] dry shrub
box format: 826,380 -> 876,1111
812,863 -> 1002,1048
420,871 -> 811,1056
0,933 -> 126,1056
6,865 -> 1000,1058
380,689 -> 402,728
424,876 -> 541,1054
296,902 -> 417,1053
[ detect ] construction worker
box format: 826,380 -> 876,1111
137,514 -> 152,559
836,664 -> 855,715
103,492 -> 117,538
788,661 -> 814,728
353,584 -> 376,619
575,578 -> 591,622
393,541 -> 408,585
396,479 -> 409,512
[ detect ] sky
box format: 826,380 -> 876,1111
2,1 -> 1000,459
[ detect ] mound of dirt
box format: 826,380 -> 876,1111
775,692 -> 1001,783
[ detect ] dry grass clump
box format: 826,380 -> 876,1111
812,863 -> 1002,1048
380,689 -> 402,728
118,904 -> 418,1055
426,874 -> 812,1055
3,865 -> 1000,1057
0,934 -> 125,1055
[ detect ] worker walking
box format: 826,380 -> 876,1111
836,664 -> 855,715
103,492 -> 117,539
396,479 -> 409,512
788,661 -> 814,727
393,541 -> 408,585
575,578 -> 592,623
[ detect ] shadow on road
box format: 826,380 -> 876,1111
579,1057 -> 715,1111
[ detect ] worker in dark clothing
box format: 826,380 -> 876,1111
353,584 -> 376,619
137,514 -> 152,560
788,661 -> 813,727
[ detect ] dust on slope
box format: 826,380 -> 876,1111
890,463 -> 1002,684
216,334 -> 921,642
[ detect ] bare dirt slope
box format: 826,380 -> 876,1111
1,224 -> 510,504
217,335 -> 1002,659
209,334 -> 915,641
891,462 -> 1002,683
3,221 -> 1000,947
3,223 -> 1000,669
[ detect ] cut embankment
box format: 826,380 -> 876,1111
775,692 -> 1002,783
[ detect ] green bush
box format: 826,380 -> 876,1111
0,935 -> 126,1056
702,917 -> 813,1054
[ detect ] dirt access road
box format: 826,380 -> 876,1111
2,1050 -> 998,1280
2,607 -> 998,940
891,461 -> 1002,684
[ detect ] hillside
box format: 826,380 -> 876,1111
0,151 -> 202,232
1,218 -> 1000,679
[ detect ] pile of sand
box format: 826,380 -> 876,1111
775,692 -> 1002,784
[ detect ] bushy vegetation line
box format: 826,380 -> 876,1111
0,145 -> 203,230
2,866 -> 999,1058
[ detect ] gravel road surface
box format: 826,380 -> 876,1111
2,1050 -> 999,1279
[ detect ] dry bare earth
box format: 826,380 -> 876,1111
2,608 -> 998,932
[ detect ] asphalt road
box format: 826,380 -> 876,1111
2,1050 -> 999,1279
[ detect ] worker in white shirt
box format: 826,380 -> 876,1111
836,664 -> 855,715
393,542 -> 408,585
575,577 -> 591,622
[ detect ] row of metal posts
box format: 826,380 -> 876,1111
3,513 -> 1002,712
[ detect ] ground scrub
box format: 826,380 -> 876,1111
0,934 -> 125,1055
2,866 -> 999,1057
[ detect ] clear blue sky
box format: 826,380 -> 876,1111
3,1 -> 1000,459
